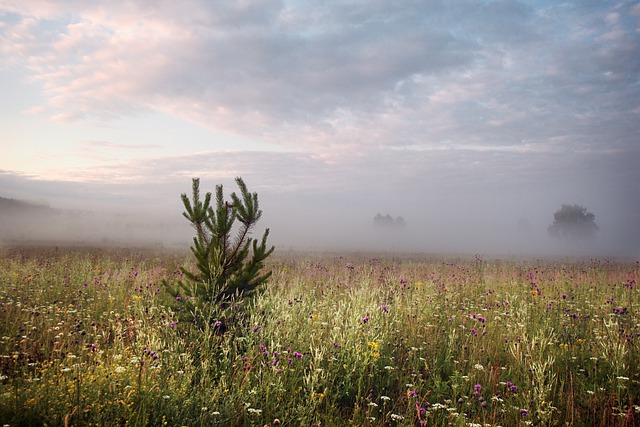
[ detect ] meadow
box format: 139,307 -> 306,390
0,246 -> 638,426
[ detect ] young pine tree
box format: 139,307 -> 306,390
167,177 -> 274,327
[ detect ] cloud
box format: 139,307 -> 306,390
1,1 -> 639,254
2,1 -> 638,155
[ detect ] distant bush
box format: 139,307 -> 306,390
373,213 -> 406,229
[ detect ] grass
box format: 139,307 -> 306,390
0,246 -> 638,426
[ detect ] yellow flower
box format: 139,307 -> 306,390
367,341 -> 379,351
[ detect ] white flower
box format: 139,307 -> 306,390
390,413 -> 404,421
115,366 -> 126,373
474,363 -> 484,371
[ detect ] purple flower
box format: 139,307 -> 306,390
470,328 -> 477,336
561,294 -> 568,299
474,384 -> 482,391
520,409 -> 529,416
362,316 -> 369,324
381,305 -> 388,312
214,320 -> 222,327
510,385 -> 518,392
293,351 -> 303,358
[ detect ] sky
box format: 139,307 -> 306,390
1,0 -> 639,255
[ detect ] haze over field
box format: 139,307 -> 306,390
1,1 -> 639,255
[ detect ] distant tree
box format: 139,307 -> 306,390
374,213 -> 406,229
548,204 -> 598,241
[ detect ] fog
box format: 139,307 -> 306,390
2,180 -> 638,259
2,1 -> 639,258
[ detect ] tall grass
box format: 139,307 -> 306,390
0,247 -> 638,426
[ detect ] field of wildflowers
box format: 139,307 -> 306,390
0,246 -> 638,426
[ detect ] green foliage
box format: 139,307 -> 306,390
168,177 -> 274,325
548,204 -> 599,241
2,249 -> 640,426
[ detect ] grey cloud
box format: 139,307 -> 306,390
1,1 -> 639,255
